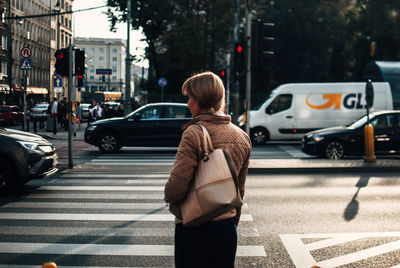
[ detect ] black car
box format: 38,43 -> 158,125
85,103 -> 192,153
302,110 -> 400,159
0,128 -> 58,193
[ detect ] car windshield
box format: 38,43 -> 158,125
347,114 -> 368,129
34,104 -> 47,108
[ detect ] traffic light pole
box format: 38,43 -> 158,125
124,0 -> 132,115
245,3 -> 252,136
67,43 -> 73,169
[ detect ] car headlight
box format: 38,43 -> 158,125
311,136 -> 324,142
87,125 -> 97,131
18,141 -> 39,150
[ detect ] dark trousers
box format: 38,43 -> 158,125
174,218 -> 237,268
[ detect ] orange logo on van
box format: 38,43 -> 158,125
306,94 -> 342,110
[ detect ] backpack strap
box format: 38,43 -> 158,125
197,123 -> 214,161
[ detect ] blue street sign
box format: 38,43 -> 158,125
20,58 -> 32,70
158,77 -> 167,87
54,77 -> 63,87
96,68 -> 112,75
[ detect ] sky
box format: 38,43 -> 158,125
72,0 -> 148,67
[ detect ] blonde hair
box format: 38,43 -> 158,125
182,71 -> 226,112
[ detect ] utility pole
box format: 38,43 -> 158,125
245,2 -> 252,136
232,0 -> 240,122
7,0 -> 12,96
124,0 -> 131,115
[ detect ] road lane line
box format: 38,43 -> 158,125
0,213 -> 254,222
0,242 -> 265,256
60,173 -> 170,178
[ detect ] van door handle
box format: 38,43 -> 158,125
286,116 -> 293,119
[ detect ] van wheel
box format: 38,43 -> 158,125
325,140 -> 344,159
251,128 -> 269,145
98,131 -> 120,153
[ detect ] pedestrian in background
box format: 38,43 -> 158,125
76,101 -> 82,129
164,71 -> 252,268
50,97 -> 58,134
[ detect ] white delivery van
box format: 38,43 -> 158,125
245,82 -> 393,144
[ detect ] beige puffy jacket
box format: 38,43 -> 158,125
164,113 -> 251,223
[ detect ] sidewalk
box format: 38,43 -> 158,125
5,123 -> 400,173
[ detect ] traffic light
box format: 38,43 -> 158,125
77,75 -> 84,88
234,41 -> 245,77
75,49 -> 87,75
54,48 -> 69,76
218,69 -> 227,86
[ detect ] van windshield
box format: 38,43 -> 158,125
254,89 -> 278,110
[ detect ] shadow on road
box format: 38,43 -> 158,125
343,174 -> 370,221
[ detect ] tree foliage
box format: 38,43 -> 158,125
106,0 -> 400,104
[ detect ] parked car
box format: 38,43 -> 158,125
0,128 -> 58,193
85,103 -> 192,153
302,110 -> 400,159
0,105 -> 24,125
81,103 -> 91,120
30,103 -> 49,118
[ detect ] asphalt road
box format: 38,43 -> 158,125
0,145 -> 399,267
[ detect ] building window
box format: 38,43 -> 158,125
112,57 -> 117,62
112,76 -> 117,81
90,48 -> 94,54
99,56 -> 104,61
112,66 -> 117,73
99,48 -> 104,53
90,75 -> 94,80
89,66 -> 94,73
112,48 -> 117,54
1,36 -> 6,50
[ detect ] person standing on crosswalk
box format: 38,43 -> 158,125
164,71 -> 252,268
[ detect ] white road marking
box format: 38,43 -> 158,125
281,232 -> 400,268
0,242 -> 265,257
92,159 -> 174,162
60,173 -> 170,178
0,213 -> 253,222
0,225 -> 259,238
35,186 -> 164,191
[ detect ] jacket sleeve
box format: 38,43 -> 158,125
164,127 -> 200,204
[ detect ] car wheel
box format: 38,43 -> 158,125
325,140 -> 345,159
251,128 -> 269,145
0,159 -> 17,193
98,132 -> 120,153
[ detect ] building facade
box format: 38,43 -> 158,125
74,37 -> 128,95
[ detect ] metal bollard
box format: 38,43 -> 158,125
364,124 -> 376,163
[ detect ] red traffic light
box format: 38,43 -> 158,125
56,52 -> 64,60
77,75 -> 83,79
220,70 -> 225,76
236,44 -> 243,53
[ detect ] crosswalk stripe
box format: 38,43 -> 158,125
92,159 -> 175,162
2,202 -> 248,210
60,173 -> 170,178
41,179 -> 168,185
0,242 -> 266,257
0,266 -> 156,268
89,162 -> 173,166
0,226 -> 259,238
36,186 -> 165,191
1,202 -> 169,209
0,213 -> 254,222
19,193 -> 164,199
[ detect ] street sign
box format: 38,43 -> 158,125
54,77 -> 63,88
158,77 -> 167,87
54,87 -> 62,94
96,68 -> 112,75
20,58 -> 32,70
20,47 -> 31,58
